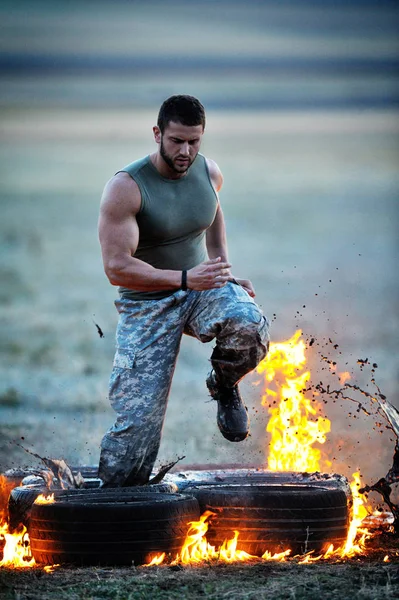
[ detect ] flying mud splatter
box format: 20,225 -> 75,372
301,334 -> 399,533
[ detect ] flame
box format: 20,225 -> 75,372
180,511 -> 218,564
255,332 -> 374,561
146,553 -> 165,567
262,549 -> 291,560
0,522 -> 35,568
0,475 -> 36,568
295,472 -> 371,562
218,532 -> 255,562
256,330 -> 331,472
43,564 -> 60,573
181,475 -> 372,567
340,472 -> 370,556
0,492 -> 54,568
146,511 -> 290,566
35,493 -> 55,505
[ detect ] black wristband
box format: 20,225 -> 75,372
181,270 -> 187,291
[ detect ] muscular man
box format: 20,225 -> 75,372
98,95 -> 270,487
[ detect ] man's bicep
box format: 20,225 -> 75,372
99,208 -> 139,261
98,177 -> 140,262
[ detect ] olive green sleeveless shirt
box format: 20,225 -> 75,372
118,153 -> 218,300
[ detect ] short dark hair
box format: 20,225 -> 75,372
157,95 -> 206,134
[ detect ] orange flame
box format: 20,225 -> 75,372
297,472 -> 371,562
255,332 -> 374,560
0,523 -> 35,568
146,553 -> 165,566
256,330 -> 331,472
35,493 -> 55,505
146,512 -> 290,566
261,549 -> 291,561
144,332 -> 379,567
340,472 -> 370,557
180,511 -> 218,564
43,564 -> 60,573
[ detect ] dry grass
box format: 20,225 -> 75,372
1,542 -> 398,600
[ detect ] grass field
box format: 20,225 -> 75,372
1,543 -> 399,600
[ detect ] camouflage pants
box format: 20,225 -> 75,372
99,282 -> 270,487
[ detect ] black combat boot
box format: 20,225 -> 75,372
206,371 -> 249,442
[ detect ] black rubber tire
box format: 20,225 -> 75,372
167,468 -> 351,496
1,472 -> 25,524
28,492 -> 199,566
8,483 -> 48,532
184,483 -> 348,556
8,481 -> 179,531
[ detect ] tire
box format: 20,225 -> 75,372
184,483 -> 348,556
8,481 -> 179,531
8,483 -> 48,532
167,468 -> 351,497
28,492 -> 199,566
1,472 -> 25,524
1,469 -> 33,521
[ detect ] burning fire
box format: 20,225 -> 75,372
256,331 -> 372,559
35,493 -> 55,505
0,331 -> 385,569
0,493 -> 56,568
145,511 -> 291,566
341,472 -> 370,555
256,330 -> 331,472
145,332 -> 375,566
178,511 -> 291,564
0,523 -> 34,568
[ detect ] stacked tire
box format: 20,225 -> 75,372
3,466 -> 351,564
4,466 -> 196,566
184,483 -> 348,556
7,481 -> 178,532
28,491 -> 199,566
171,468 -> 350,556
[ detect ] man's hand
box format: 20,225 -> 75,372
231,277 -> 256,298
187,257 -> 232,290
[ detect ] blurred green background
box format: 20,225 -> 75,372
0,0 -> 398,489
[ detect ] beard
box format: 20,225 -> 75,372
160,139 -> 195,174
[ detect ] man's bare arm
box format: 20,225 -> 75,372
205,159 -> 256,298
206,157 -> 228,261
99,172 -> 231,292
206,204 -> 229,262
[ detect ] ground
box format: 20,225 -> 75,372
1,539 -> 399,600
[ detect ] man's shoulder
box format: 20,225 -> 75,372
101,171 -> 141,215
116,155 -> 150,178
201,155 -> 223,193
104,156 -> 150,211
